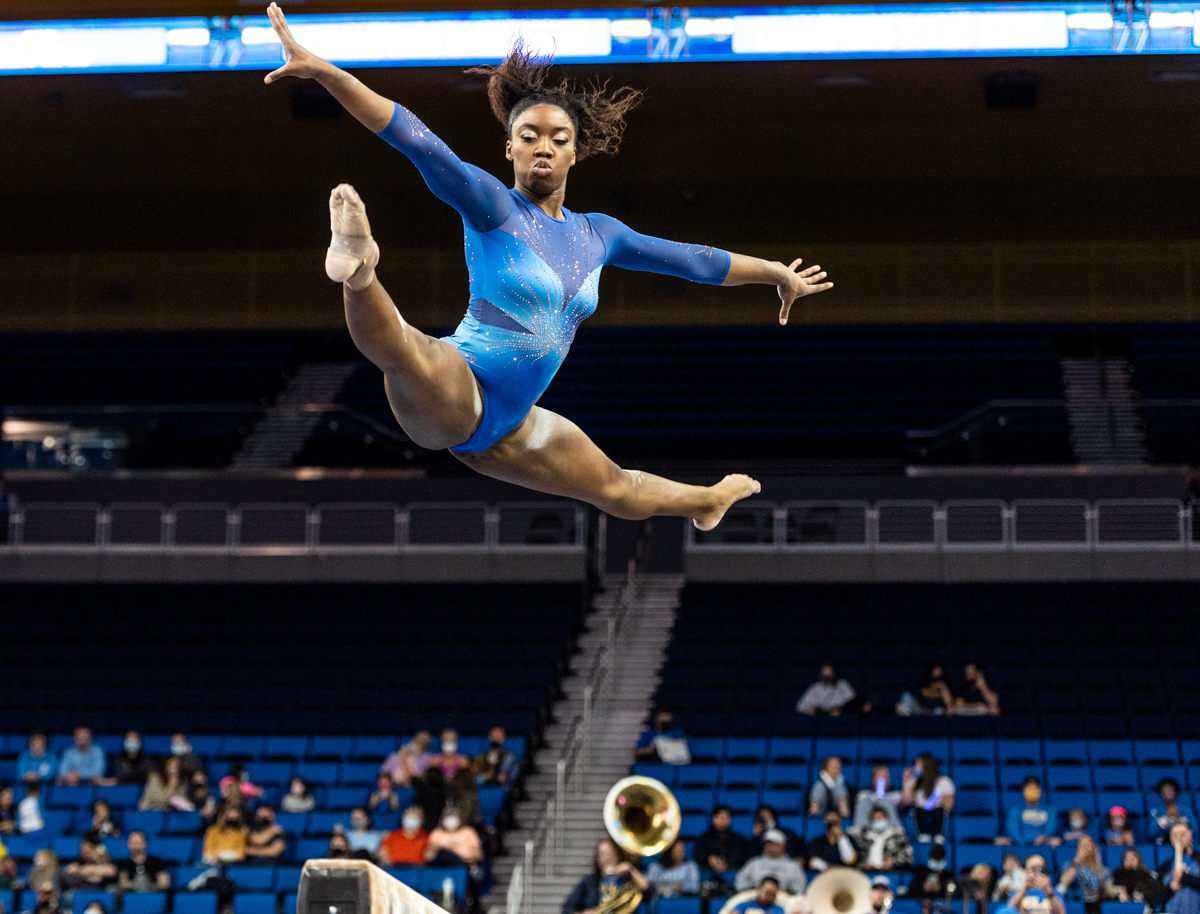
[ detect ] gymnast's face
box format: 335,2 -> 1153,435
506,103 -> 577,198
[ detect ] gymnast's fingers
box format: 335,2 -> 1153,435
789,257 -> 803,272
798,264 -> 821,278
779,296 -> 794,325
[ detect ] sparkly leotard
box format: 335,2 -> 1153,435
378,102 -> 732,452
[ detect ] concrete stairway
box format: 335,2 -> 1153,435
231,362 -> 359,469
487,573 -> 683,914
1060,356 -> 1148,465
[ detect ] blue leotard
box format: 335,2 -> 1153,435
377,102 -> 732,452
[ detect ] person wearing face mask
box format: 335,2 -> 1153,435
326,832 -> 373,861
472,726 -> 519,787
425,809 -> 482,866
849,806 -> 912,872
908,845 -> 952,901
281,777 -> 315,814
84,800 -> 121,842
202,804 -> 247,864
370,774 -> 401,813
901,753 -> 955,842
1001,854 -> 1066,914
1151,779 -> 1196,846
1062,809 -> 1091,843
808,757 -> 851,818
112,731 -> 151,786
746,805 -> 804,860
378,806 -> 430,867
345,807 -> 383,855
853,766 -> 904,830
635,712 -> 689,765
188,772 -> 219,824
428,730 -> 471,780
796,664 -> 858,716
999,777 -> 1059,847
1104,807 -> 1134,847
808,813 -> 857,872
168,733 -> 204,779
244,806 -> 287,862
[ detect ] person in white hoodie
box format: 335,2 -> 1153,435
736,829 -> 807,895
18,782 -> 45,834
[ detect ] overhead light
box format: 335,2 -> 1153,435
239,26 -> 280,45
611,19 -> 652,40
1148,11 -> 1194,28
166,27 -> 211,46
684,17 -> 735,38
1066,12 -> 1114,30
0,26 -> 168,69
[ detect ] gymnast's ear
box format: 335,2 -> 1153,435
505,138 -> 514,161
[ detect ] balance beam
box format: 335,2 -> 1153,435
297,860 -> 452,914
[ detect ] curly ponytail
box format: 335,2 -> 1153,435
466,42 -> 643,161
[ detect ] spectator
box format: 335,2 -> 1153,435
730,877 -> 785,914
1160,822 -> 1200,914
964,864 -> 999,914
472,726 -> 518,787
646,839 -> 700,897
115,832 -> 170,893
853,767 -> 902,829
414,768 -> 447,835
202,804 -> 247,864
954,664 -> 1000,716
84,800 -> 120,842
868,876 -> 894,914
218,763 -> 262,802
370,774 -> 401,814
908,845 -> 952,900
18,782 -> 45,834
850,805 -> 912,872
1056,835 -> 1111,914
1062,809 -> 1091,844
796,665 -> 858,716
17,734 -> 57,784
901,753 -> 955,841
695,805 -> 749,882
747,805 -> 805,861
808,757 -> 851,818
424,808 -> 482,867
377,806 -> 429,867
1104,807 -> 1134,847
82,903 -> 106,914
243,806 -> 286,862
808,812 -> 857,872
999,777 -> 1059,847
897,666 -> 953,716
428,730 -> 471,780
448,769 -> 483,828
382,731 -> 432,787
995,854 -> 1027,901
27,849 -> 60,893
57,728 -> 105,786
111,732 -> 151,786
29,885 -> 61,914
1151,779 -> 1194,845
169,734 -> 203,779
282,777 -> 315,814
1111,848 -> 1166,907
1000,854 -> 1065,914
635,712 -> 689,765
562,839 -> 650,914
61,838 -> 117,890
0,787 -> 16,835
346,808 -> 383,855
187,772 -> 219,824
0,857 -> 19,890
138,756 -> 188,811
736,829 -> 806,894
326,832 -> 373,861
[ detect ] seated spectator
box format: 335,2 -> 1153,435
897,665 -> 954,716
425,808 -> 482,867
57,728 -> 106,786
19,781 -> 45,834
30,885 -> 61,914
995,854 -> 1027,901
1062,809 -> 1091,844
187,771 -> 219,824
218,763 -> 263,802
1104,806 -> 1134,847
562,839 -> 651,914
449,769 -> 483,828
472,726 -> 518,787
730,877 -> 784,914
747,805 -> 804,860
796,664 -> 858,716
0,856 -> 19,889
245,806 -> 287,862
736,829 -> 806,894
999,854 -> 1065,914
415,768 -> 447,834
868,876 -> 894,914
853,767 -> 902,829
849,804 -> 912,872
999,777 -> 1059,847
378,806 -> 429,867
901,752 -> 955,841
909,845 -> 952,899
202,804 -> 247,864
635,712 -> 689,765
808,812 -> 857,872
84,800 -> 120,842
169,734 -> 204,779
17,733 -> 58,784
115,831 -> 170,893
82,902 -> 107,914
28,848 -> 61,893
382,731 -> 431,788
139,756 -> 188,811
695,805 -> 749,883
370,774 -> 401,814
1056,835 -> 1111,914
1159,822 -> 1200,914
1151,778 -> 1194,845
428,730 -> 471,781
0,787 -> 16,835
646,839 -> 700,896
61,838 -> 117,890
1110,848 -> 1166,907
808,757 -> 851,818
965,864 -> 999,913
347,808 -> 383,855
954,664 -> 1001,716
282,777 -> 316,814
326,832 -> 373,861
112,732 -> 151,786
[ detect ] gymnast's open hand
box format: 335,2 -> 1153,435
777,258 -> 832,325
263,2 -> 328,83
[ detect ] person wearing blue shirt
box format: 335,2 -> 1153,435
645,840 -> 700,897
17,733 -> 58,784
635,712 -> 687,765
730,877 -> 785,914
1003,778 -> 1060,847
1151,779 -> 1196,846
57,728 -> 106,785
1001,855 -> 1066,914
1159,822 -> 1200,914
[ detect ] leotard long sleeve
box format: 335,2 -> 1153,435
377,102 -> 732,452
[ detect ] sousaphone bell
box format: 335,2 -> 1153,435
595,776 -> 682,914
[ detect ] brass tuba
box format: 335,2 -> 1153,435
806,868 -> 874,914
595,777 -> 682,914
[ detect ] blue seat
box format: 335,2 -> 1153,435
725,738 -> 768,763
954,815 -> 999,843
998,740 -> 1042,765
1044,741 -> 1089,767
247,761 -> 294,787
720,763 -> 762,789
952,761 -> 997,790
1102,904 -> 1146,914
1099,789 -> 1144,816
174,894 -> 219,914
4,833 -> 52,858
632,764 -> 678,787
308,736 -> 355,760
905,738 -> 950,766
164,811 -> 202,835
47,785 -> 94,809
764,763 -> 809,789
71,891 -> 115,914
953,739 -> 996,764
296,837 -> 331,861
350,736 -> 395,760
714,786 -> 758,814
955,787 -> 999,816
94,785 -> 141,808
325,787 -> 368,810
307,812 -> 348,835
686,738 -> 724,764
673,788 -> 715,814
153,837 -> 195,863
283,895 -> 298,914
955,844 -> 1007,871
814,738 -> 859,765
860,739 -> 903,764
676,765 -> 719,789
55,836 -> 83,859
265,736 -> 310,760
187,736 -> 223,758
123,811 -> 167,837
1047,767 -> 1092,791
230,868 -> 276,891
1134,740 -> 1179,765
1091,741 -> 1135,766
762,788 -> 804,814
220,736 -> 265,758
122,893 -> 168,914
656,900 -> 701,914
274,866 -> 306,892
1000,763 -> 1044,790
768,737 -> 812,764
294,761 -> 338,786
678,814 -> 707,839
276,812 -> 309,837
339,762 -> 381,786
0,891 -> 15,914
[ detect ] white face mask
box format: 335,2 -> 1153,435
443,742 -> 458,755
443,816 -> 461,831
403,815 -> 422,831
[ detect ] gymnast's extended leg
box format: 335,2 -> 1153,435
454,407 -> 760,530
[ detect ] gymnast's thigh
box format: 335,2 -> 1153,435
380,335 -> 483,452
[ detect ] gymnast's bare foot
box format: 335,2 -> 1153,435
693,474 -> 761,531
326,183 -> 380,292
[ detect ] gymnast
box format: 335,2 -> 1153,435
263,3 -> 833,530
